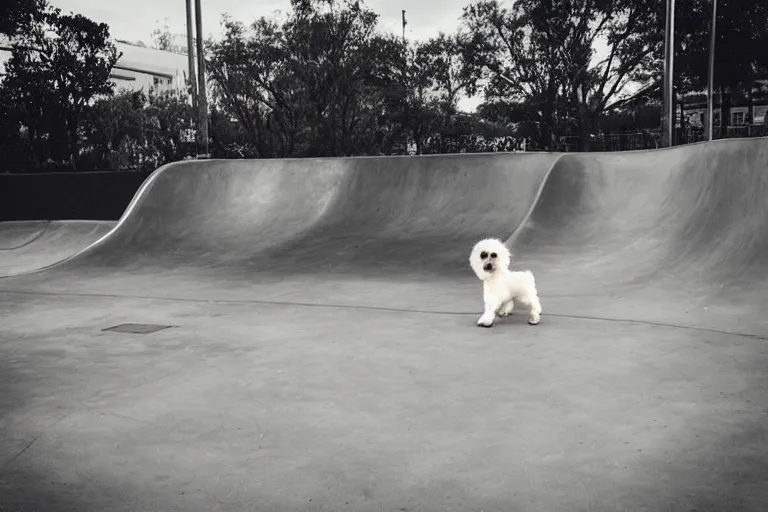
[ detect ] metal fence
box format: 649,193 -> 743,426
554,124 -> 768,152
406,123 -> 766,155
554,132 -> 662,152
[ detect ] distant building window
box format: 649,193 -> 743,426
152,76 -> 171,86
755,107 -> 767,124
731,111 -> 746,125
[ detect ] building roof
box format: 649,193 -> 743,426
113,40 -> 189,79
0,35 -> 189,80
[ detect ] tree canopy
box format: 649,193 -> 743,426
1,0 -> 767,171
0,1 -> 120,168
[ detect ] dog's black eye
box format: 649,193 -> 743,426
480,251 -> 488,259
490,252 -> 497,259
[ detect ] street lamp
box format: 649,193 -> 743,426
706,0 -> 717,141
662,0 -> 675,147
185,0 -> 197,129
184,0 -> 209,158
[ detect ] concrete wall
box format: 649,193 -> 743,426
0,171 -> 151,222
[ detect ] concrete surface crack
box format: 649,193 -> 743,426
0,412 -> 70,471
1,288 -> 766,340
99,411 -> 158,427
2,434 -> 41,469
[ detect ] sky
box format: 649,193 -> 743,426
49,0 -> 469,43
47,0 -> 615,112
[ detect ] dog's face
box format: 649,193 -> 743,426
469,238 -> 511,281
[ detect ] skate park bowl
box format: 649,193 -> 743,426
0,220 -> 115,277
1,137 -> 767,511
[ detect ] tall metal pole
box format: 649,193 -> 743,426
401,10 -> 406,41
706,0 -> 717,141
185,0 -> 198,140
194,0 -> 209,158
662,0 -> 675,147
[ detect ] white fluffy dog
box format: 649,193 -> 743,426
469,238 -> 542,328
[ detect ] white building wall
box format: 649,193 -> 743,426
0,36 -> 190,97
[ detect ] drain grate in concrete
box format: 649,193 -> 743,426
102,323 -> 173,334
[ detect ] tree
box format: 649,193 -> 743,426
207,0 -> 408,157
399,41 -> 441,154
151,18 -> 188,55
79,89 -> 196,171
415,32 -> 484,121
280,0 -> 404,156
0,0 -> 47,37
462,0 -> 661,149
206,14 -> 295,157
476,99 -> 538,143
79,89 -> 149,169
144,89 -> 197,163
394,32 -> 486,154
0,6 -> 120,169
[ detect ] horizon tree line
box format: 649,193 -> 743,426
0,0 -> 766,171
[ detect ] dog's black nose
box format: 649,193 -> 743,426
483,263 -> 493,272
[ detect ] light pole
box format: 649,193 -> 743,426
662,0 -> 675,147
706,0 -> 717,141
185,0 -> 198,138
194,0 -> 209,158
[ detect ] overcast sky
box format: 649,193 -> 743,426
49,0 -> 472,47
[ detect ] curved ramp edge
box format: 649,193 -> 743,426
5,152 -> 562,277
0,220 -> 116,277
509,136 -> 768,297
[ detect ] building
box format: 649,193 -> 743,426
679,79 -> 768,128
109,40 -> 190,95
0,35 -> 191,97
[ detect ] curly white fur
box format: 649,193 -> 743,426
469,238 -> 542,327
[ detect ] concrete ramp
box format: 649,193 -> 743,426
508,138 -> 768,299
8,138 -> 767,287
4,138 -> 767,331
17,152 -> 559,274
0,220 -> 115,277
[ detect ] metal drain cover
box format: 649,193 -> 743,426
102,323 -> 173,334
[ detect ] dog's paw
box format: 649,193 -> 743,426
477,316 -> 494,328
527,312 -> 541,325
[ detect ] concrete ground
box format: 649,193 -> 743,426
1,139 -> 768,511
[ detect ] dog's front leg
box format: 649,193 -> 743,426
477,297 -> 502,328
498,300 -> 515,317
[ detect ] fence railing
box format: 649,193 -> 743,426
554,124 -> 768,152
421,123 -> 768,154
